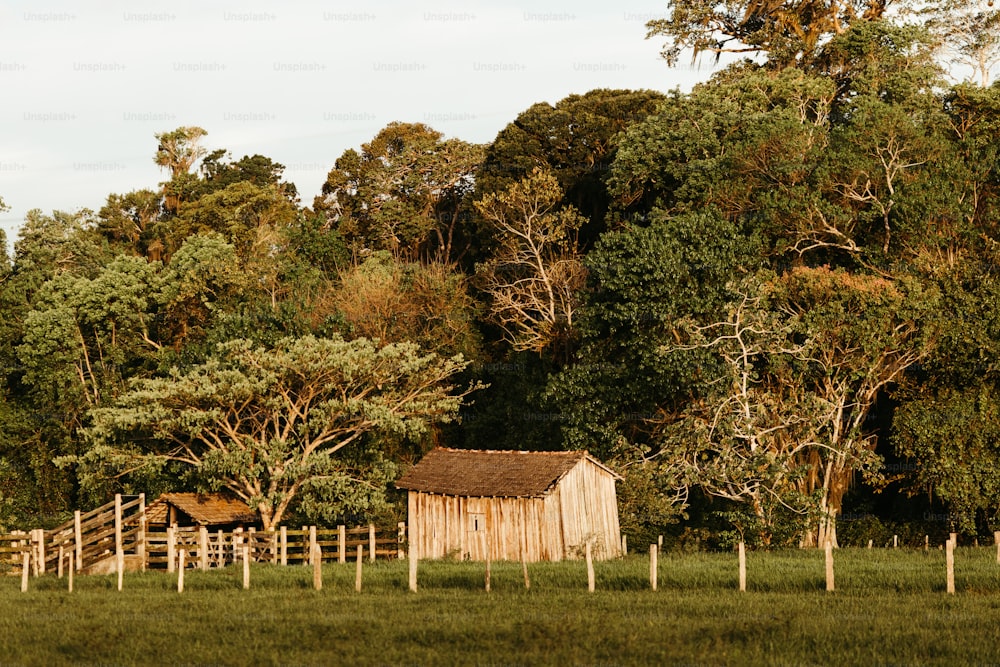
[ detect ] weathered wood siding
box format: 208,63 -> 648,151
544,457 -> 621,560
407,457 -> 620,562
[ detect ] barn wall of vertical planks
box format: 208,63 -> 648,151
397,448 -> 622,562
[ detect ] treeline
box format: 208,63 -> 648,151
2,15 -> 1000,548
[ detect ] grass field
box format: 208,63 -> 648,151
3,548 -> 1000,666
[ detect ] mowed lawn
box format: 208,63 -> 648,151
3,548 -> 1000,666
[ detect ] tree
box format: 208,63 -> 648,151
154,126 -> 208,179
97,189 -> 165,260
154,126 -> 209,214
172,181 -> 297,261
923,0 -> 1000,86
0,196 -> 9,277
475,89 -> 665,245
894,385 -> 1000,534
332,252 -> 482,360
474,169 -> 588,356
656,276 -> 825,546
645,0 -> 894,68
198,151 -> 299,203
314,122 -> 484,263
84,335 -> 479,530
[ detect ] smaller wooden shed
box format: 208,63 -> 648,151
146,493 -> 257,531
396,448 -> 622,562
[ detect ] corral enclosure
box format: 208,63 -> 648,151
396,448 -> 622,562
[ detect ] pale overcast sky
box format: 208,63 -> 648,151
0,0 -> 728,253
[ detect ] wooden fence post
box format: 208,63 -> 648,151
234,527 -> 244,564
58,545 -> 64,579
825,540 -> 835,592
167,526 -> 176,574
738,541 -> 747,593
313,543 -> 322,591
994,531 -> 1000,565
68,552 -> 74,593
621,534 -> 627,556
117,550 -> 124,592
369,524 -> 376,563
137,493 -> 146,571
74,510 -> 82,572
280,526 -> 288,566
893,534 -> 898,549
199,527 -> 209,571
485,531 -> 492,593
408,541 -> 418,592
337,525 -> 346,564
177,550 -> 185,593
658,535 -> 663,550
31,529 -> 42,577
355,544 -> 363,592
925,535 -> 929,552
649,544 -> 658,591
114,494 -> 123,570
243,544 -> 250,590
586,540 -> 595,593
217,530 -> 224,567
867,539 -> 873,549
946,537 -> 955,595
20,551 -> 29,593
398,521 -> 406,560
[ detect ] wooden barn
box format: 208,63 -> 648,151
145,493 -> 258,531
395,448 -> 622,562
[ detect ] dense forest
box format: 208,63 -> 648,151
2,4 -> 1000,549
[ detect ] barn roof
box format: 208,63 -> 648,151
395,448 -> 619,497
146,493 -> 257,526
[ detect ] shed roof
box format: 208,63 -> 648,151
146,493 -> 257,526
395,448 -> 619,497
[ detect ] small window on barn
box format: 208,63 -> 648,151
469,513 -> 485,532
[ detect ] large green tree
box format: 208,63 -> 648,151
314,122 -> 484,263
83,335 -> 478,530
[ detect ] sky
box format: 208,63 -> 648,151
0,0 -> 727,254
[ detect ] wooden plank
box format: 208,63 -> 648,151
650,544 -> 657,591
117,550 -> 124,592
313,543 -> 323,590
20,551 -> 28,592
137,494 -> 146,571
114,494 -> 123,568
825,541 -> 834,592
409,542 -> 418,592
586,540 -> 595,592
739,541 -> 747,592
199,527 -> 209,571
355,544 -> 363,592
946,538 -> 955,595
167,526 -> 176,574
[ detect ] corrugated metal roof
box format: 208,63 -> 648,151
147,493 -> 257,526
395,448 -> 618,497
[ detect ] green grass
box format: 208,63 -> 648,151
3,548 -> 1000,665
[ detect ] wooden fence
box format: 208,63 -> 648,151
145,524 -> 404,571
3,495 -> 405,577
